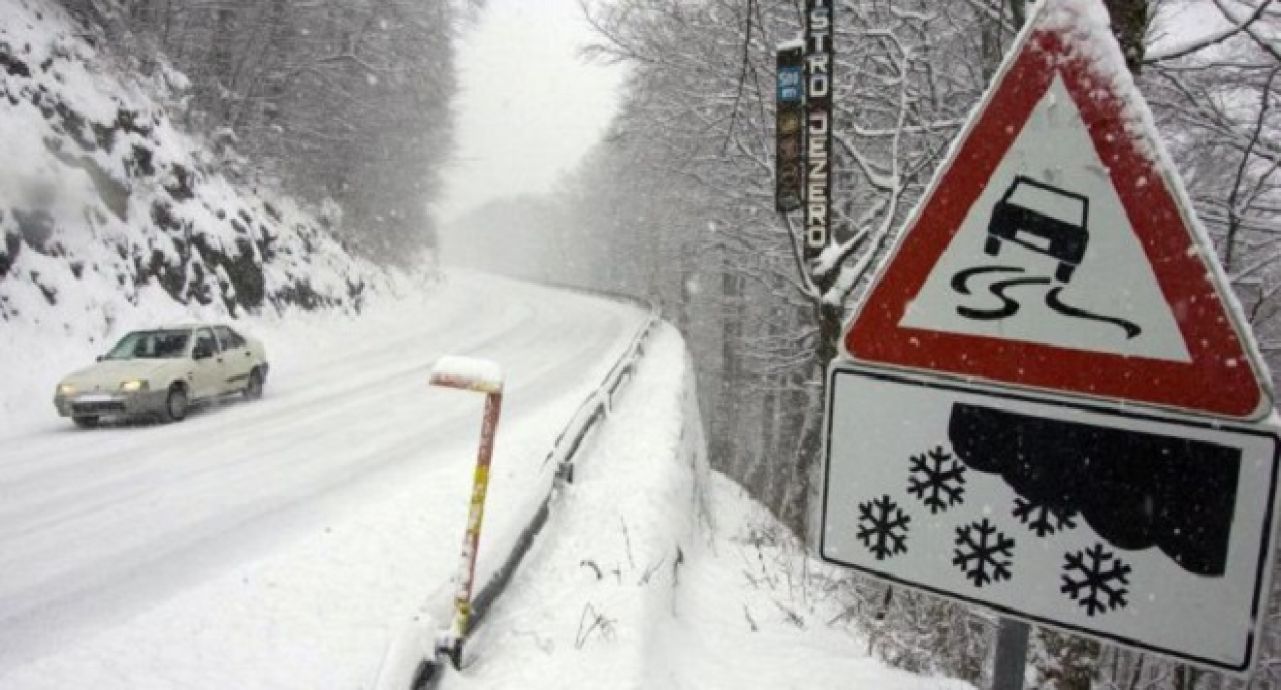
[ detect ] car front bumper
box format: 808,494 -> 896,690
54,390 -> 170,419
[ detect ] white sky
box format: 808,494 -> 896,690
431,0 -> 1223,225
436,0 -> 626,223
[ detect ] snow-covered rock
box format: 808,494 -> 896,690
0,0 -> 410,335
0,0 -> 438,434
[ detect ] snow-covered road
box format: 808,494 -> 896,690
0,273 -> 646,687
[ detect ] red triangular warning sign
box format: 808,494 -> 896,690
842,0 -> 1271,420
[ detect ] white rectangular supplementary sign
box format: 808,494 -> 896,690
820,365 -> 1280,672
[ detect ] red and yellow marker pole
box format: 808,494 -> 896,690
429,357 -> 505,670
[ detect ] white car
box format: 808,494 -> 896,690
53,324 -> 269,428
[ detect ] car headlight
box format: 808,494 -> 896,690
57,383 -> 76,397
119,380 -> 150,394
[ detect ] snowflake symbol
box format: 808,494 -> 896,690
1061,543 -> 1132,617
952,518 -> 1015,587
857,494 -> 911,560
1012,497 -> 1078,537
906,446 -> 966,514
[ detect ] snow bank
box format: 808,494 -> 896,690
447,325 -> 971,689
441,324 -> 703,688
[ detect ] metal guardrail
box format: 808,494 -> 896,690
380,293 -> 660,690
467,296 -> 657,637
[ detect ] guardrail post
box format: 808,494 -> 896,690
429,357 -> 505,670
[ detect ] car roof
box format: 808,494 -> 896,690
149,323 -> 221,331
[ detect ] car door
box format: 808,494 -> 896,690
189,328 -> 226,399
215,326 -> 252,391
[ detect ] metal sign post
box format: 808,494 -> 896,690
992,619 -> 1030,690
429,357 -> 505,670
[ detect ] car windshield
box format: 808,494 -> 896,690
1008,180 -> 1087,227
104,330 -> 191,360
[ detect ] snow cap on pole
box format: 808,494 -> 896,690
431,356 -> 505,393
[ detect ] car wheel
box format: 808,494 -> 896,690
1055,262 -> 1076,283
984,236 -> 1002,256
244,368 -> 264,400
163,385 -> 188,423
72,416 -> 99,429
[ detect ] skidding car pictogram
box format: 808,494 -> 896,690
984,176 -> 1090,283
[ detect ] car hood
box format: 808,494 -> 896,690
62,359 -> 181,389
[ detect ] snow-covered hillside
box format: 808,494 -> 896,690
0,1 -> 413,326
0,0 -> 429,428
442,326 -> 971,690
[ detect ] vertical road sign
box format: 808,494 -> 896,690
804,0 -> 833,257
776,43 -> 805,214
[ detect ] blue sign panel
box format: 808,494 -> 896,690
777,66 -> 802,103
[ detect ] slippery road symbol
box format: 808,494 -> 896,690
951,266 -> 1142,339
949,176 -> 1142,340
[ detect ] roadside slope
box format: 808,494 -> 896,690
449,325 -> 972,690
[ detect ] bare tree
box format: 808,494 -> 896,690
56,0 -> 479,263
556,0 -> 1281,687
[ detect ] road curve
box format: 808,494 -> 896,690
0,272 -> 646,683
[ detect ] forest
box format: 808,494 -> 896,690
56,0 -> 479,262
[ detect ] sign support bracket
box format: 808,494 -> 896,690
992,618 -> 1030,690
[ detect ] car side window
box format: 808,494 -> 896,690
214,326 -> 239,351
155,332 -> 189,358
225,328 -> 247,350
194,328 -> 219,357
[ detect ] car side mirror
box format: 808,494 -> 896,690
193,346 -> 212,360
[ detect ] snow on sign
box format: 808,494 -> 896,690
820,365 -> 1281,672
841,0 -> 1272,420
